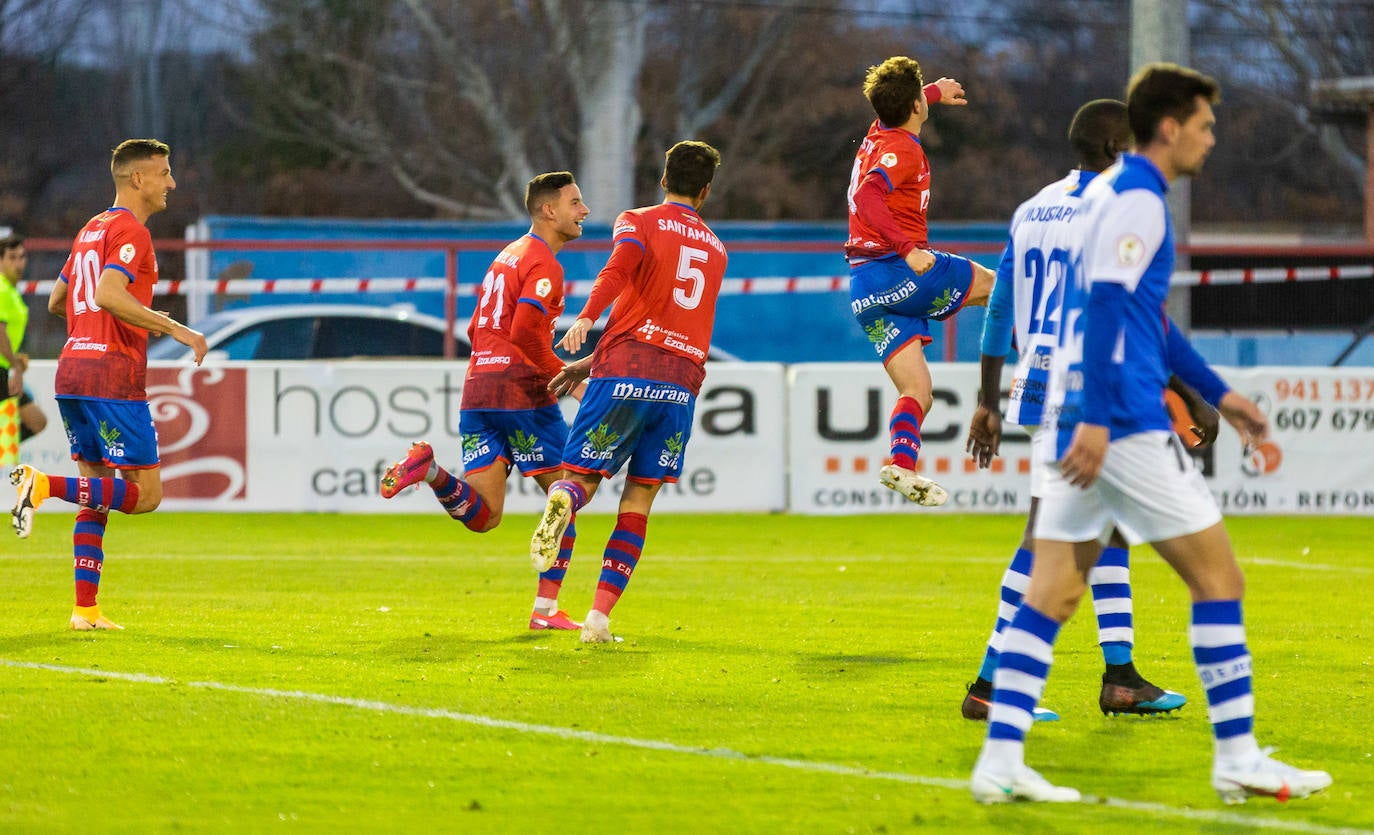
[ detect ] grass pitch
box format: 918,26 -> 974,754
1,512 -> 1370,834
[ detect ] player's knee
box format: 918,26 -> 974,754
471,512 -> 502,533
21,409 -> 46,435
966,263 -> 996,306
131,481 -> 163,514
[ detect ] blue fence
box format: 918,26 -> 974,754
199,216 -> 1367,366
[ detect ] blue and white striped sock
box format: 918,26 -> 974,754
1191,599 -> 1260,761
987,604 -> 1061,765
976,547 -> 1033,682
1090,546 -> 1134,666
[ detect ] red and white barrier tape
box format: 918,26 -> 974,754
17,266 -> 1371,297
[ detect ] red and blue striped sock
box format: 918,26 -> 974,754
550,479 -> 589,512
537,521 -> 577,599
592,512 -> 647,616
73,508 -> 108,607
889,396 -> 924,471
46,476 -> 139,514
433,470 -> 490,531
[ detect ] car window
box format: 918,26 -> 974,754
314,316 -> 445,359
219,317 -> 317,360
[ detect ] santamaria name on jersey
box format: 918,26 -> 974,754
611,381 -> 691,404
656,218 -> 725,255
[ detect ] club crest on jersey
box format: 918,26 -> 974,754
536,278 -> 552,298
119,243 -> 137,264
880,152 -> 899,167
1115,234 -> 1145,267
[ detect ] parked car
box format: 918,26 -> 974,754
148,304 -> 741,363
148,304 -> 470,361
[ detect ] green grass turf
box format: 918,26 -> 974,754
0,512 -> 1370,834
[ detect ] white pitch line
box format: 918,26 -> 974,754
1,659 -> 1366,835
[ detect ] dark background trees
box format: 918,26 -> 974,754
0,0 -> 1368,238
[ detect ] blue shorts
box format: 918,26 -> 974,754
458,404 -> 567,477
57,397 -> 160,469
849,251 -> 974,363
561,378 -> 696,484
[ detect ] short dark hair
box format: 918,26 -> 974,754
863,56 -> 925,127
0,236 -> 25,257
525,171 -> 576,216
1068,99 -> 1130,171
1126,63 -> 1220,147
110,138 -> 171,178
663,141 -> 720,197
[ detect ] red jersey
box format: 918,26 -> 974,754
844,120 -> 931,263
462,234 -> 566,410
579,202 -> 727,396
54,207 -> 159,400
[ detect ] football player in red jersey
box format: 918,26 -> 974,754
845,56 -> 996,507
379,172 -> 592,632
10,138 -> 208,631
530,141 -> 726,643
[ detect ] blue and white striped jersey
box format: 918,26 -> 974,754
982,169 -> 1093,427
1046,152 -> 1177,457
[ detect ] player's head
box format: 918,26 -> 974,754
0,236 -> 25,280
111,138 -> 176,214
1126,63 -> 1220,178
661,141 -> 721,206
863,56 -> 926,127
525,171 -> 589,243
1068,99 -> 1130,173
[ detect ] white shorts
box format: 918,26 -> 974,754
1034,430 -> 1221,545
1026,426 -> 1054,498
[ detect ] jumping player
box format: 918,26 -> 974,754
961,100 -> 1205,721
846,56 -> 996,507
10,138 -> 208,631
529,141 -> 726,644
379,171 -> 591,631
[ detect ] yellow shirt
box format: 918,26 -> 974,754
0,275 -> 27,369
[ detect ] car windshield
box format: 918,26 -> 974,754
147,311 -> 243,359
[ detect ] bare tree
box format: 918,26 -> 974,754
237,0 -> 810,221
1195,0 -> 1370,195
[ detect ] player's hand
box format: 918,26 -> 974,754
557,317 -> 594,353
15,352 -> 29,373
1183,397 -> 1221,447
904,248 -> 936,275
6,365 -> 21,397
175,324 -> 209,366
1060,423 -> 1109,488
965,404 -> 1003,469
1218,390 -> 1268,452
549,359 -> 592,397
931,77 -> 967,106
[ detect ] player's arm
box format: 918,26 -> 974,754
966,241 -> 1016,467
560,239 -> 643,353
49,260 -> 70,318
1059,279 -> 1125,486
94,269 -> 208,365
0,321 -> 19,397
1162,317 -> 1265,448
850,173 -> 936,274
510,301 -> 564,381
